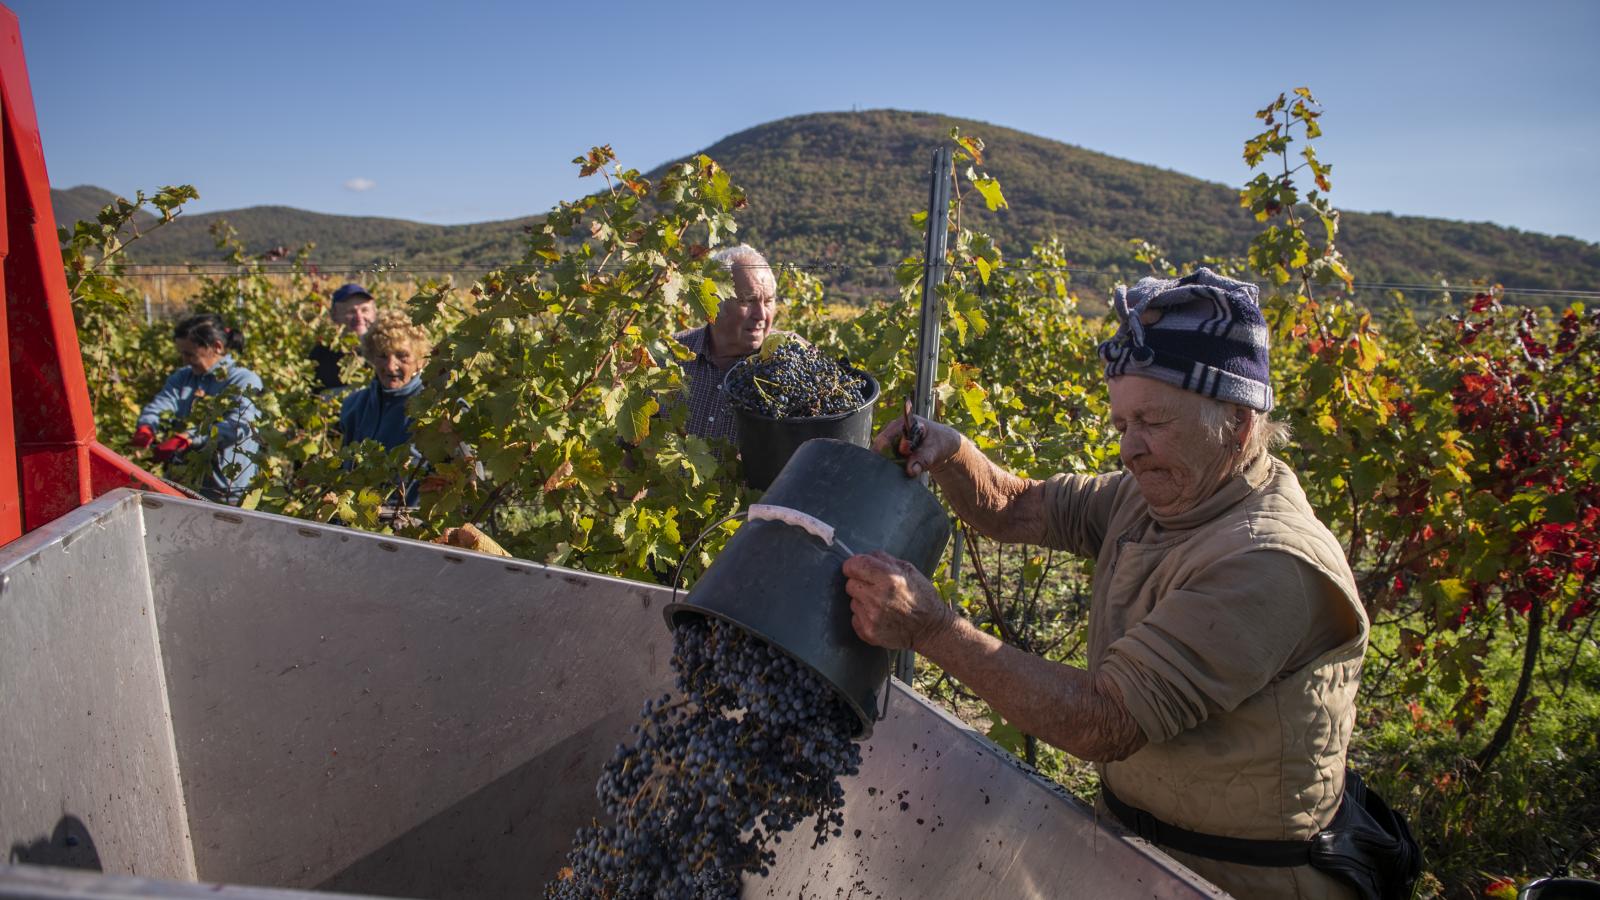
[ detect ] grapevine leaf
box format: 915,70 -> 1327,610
487,445 -> 526,483
697,276 -> 723,321
984,709 -> 1025,755
961,381 -> 988,425
704,169 -> 734,211
618,391 -> 660,444
660,270 -> 684,308
971,176 -> 1007,211
600,386 -> 626,422
956,135 -> 985,165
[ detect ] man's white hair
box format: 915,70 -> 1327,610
711,244 -> 775,288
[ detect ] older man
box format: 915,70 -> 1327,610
844,269 -> 1402,899
671,244 -> 778,444
309,282 -> 378,393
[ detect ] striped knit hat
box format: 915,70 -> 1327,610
1099,267 -> 1274,411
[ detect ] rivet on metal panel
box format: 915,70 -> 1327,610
212,512 -> 243,524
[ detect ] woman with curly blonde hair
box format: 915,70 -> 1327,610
339,310 -> 431,505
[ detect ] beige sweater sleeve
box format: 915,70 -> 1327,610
1098,550 -> 1352,744
1039,470 -> 1126,557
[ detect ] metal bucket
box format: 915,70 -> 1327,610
727,365 -> 881,490
664,439 -> 949,738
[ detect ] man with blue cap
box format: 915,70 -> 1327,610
309,282 -> 377,393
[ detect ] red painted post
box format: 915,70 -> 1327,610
0,100 -> 18,546
2,4 -> 94,530
0,3 -> 181,545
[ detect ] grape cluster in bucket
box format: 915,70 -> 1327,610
723,336 -> 870,420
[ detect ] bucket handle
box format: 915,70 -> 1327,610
671,505 -> 856,607
670,506 -> 894,723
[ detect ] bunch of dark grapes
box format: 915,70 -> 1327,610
723,339 -> 870,419
546,618 -> 862,899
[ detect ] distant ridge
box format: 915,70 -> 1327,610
53,185 -> 157,232
52,110 -> 1600,296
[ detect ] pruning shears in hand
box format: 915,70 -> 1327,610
900,396 -> 926,456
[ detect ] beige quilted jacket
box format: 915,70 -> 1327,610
1042,454 -> 1368,899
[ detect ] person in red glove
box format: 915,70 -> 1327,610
135,313 -> 263,504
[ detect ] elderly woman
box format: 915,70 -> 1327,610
339,310 -> 430,506
132,313 -> 262,504
844,270 -> 1375,899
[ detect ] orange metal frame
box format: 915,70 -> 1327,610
0,3 -> 181,546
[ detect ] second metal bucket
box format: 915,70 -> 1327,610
664,439 -> 950,738
728,366 -> 881,490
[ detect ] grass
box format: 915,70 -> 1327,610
913,540 -> 1600,899
1358,610 -> 1600,897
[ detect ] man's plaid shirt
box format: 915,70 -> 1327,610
671,325 -> 741,445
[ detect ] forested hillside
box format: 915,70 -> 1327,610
53,111 -> 1600,295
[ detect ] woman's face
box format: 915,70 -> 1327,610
367,343 -> 422,390
1108,375 -> 1241,517
176,337 -> 225,374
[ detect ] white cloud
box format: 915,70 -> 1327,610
344,177 -> 377,192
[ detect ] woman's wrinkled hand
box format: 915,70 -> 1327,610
870,415 -> 964,479
842,550 -> 954,651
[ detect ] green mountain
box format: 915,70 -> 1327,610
52,185 -> 157,232
49,187 -> 534,272
51,110 -> 1600,298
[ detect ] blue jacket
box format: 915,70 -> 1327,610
340,375 -> 425,505
137,354 -> 262,504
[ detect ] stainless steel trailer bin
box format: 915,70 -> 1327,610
2,491 -> 1226,899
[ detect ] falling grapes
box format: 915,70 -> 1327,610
723,337 -> 870,420
546,617 -> 862,899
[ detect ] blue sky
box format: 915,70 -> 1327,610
13,1 -> 1600,244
